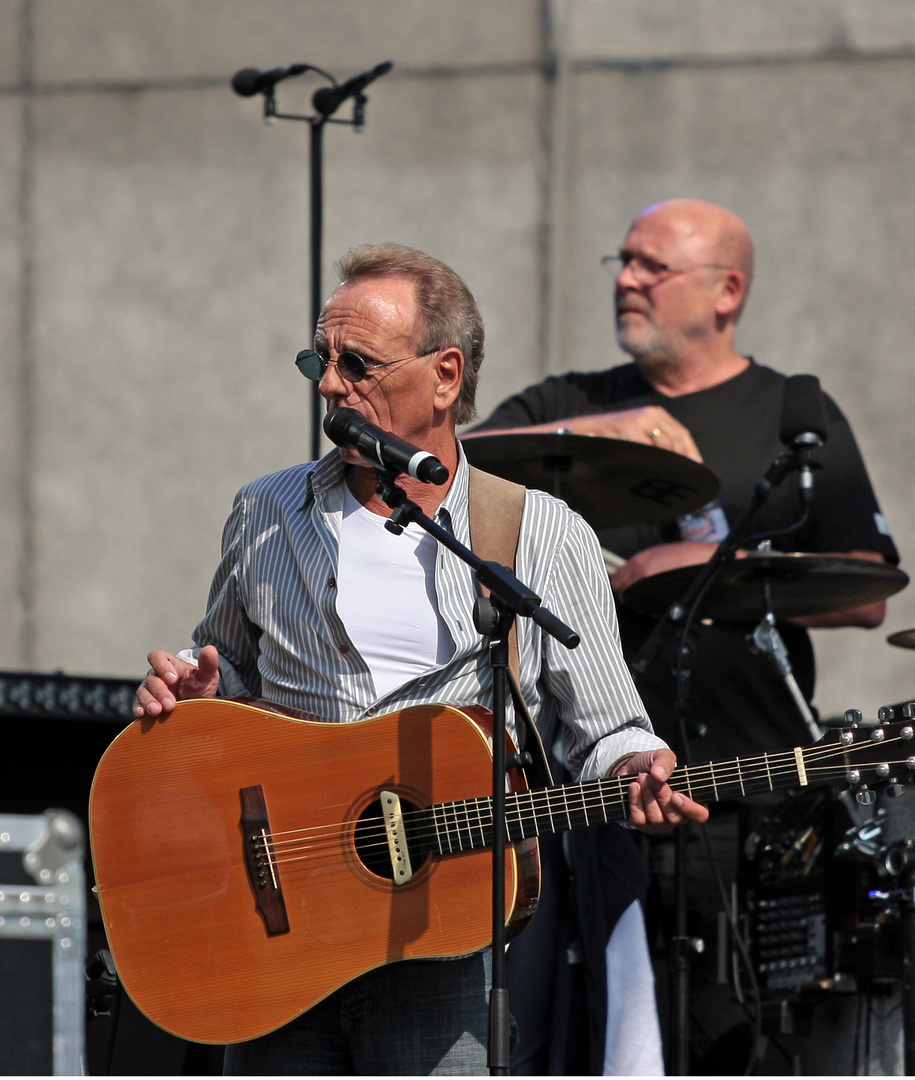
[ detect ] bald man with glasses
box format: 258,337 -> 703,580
470,197 -> 896,759
469,198 -> 899,1069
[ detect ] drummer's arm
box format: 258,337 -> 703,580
612,541 -> 749,596
787,550 -> 888,629
462,406 -> 703,464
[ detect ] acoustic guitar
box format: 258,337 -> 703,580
89,697 -> 913,1044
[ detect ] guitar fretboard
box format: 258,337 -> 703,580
427,736 -> 892,855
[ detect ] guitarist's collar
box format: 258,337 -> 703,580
300,450 -> 348,510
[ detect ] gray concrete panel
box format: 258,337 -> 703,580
567,0 -> 915,61
33,0 -> 541,84
0,0 -> 23,85
0,96 -> 27,666
556,58 -> 915,718
315,71 -> 545,423
25,67 -> 542,677
27,85 -> 315,674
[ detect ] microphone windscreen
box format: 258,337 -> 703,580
779,374 -> 828,445
323,407 -> 360,445
231,68 -> 262,97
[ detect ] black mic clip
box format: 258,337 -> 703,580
789,431 -> 825,471
373,470 -> 411,536
788,432 -> 825,510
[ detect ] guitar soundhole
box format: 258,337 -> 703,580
354,798 -> 428,880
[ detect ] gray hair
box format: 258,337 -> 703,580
333,243 -> 485,425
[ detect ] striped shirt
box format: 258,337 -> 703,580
189,447 -> 665,781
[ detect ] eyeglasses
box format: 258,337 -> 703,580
295,348 -> 434,383
601,254 -> 732,287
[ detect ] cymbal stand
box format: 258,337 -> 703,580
750,580 -> 822,741
541,451 -> 572,504
902,859 -> 915,1075
630,442 -> 820,1074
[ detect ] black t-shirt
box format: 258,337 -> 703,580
475,361 -> 899,760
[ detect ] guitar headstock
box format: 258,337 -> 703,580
810,701 -> 915,805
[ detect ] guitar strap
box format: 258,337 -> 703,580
468,466 -> 554,787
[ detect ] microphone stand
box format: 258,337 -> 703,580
240,63 -> 392,462
371,468 -> 579,1076
630,439 -> 823,1075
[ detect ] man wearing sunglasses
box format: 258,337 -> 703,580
468,198 -> 899,1069
134,242 -> 706,1076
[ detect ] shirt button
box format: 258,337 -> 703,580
338,644 -> 349,655
327,576 -> 336,589
365,707 -> 377,717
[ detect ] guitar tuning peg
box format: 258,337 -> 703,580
844,708 -> 863,727
886,781 -> 905,799
856,787 -> 877,806
878,705 -> 895,722
904,702 -> 915,720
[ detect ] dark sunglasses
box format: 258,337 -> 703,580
295,348 -> 435,383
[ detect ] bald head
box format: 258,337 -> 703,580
631,199 -> 755,316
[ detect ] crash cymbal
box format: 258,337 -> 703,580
461,432 -> 719,528
623,552 -> 909,622
888,629 -> 915,650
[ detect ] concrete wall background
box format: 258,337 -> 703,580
3,0 -> 915,725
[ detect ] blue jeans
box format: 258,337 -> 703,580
223,950 -> 496,1075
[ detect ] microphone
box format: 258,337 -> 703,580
323,408 -> 449,485
779,374 -> 828,504
312,61 -> 393,117
231,64 -> 311,97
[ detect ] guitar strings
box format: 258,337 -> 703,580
264,740 -> 912,870
255,734 -> 913,876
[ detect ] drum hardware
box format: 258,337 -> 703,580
623,551 -> 910,623
461,432 -> 719,528
751,598 -> 820,742
739,780 -> 915,1001
626,550 -> 908,745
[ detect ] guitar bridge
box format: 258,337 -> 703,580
380,790 -> 414,884
240,785 -> 290,935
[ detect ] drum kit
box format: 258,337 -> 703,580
466,430 -> 915,1070
462,430 -> 909,622
468,429 -> 915,1071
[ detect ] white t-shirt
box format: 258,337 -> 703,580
336,486 -> 455,700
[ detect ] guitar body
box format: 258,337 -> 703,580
89,699 -> 539,1044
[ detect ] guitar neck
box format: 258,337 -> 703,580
429,732 -> 898,855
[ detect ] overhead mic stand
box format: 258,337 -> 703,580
750,574 -> 822,742
371,467 -> 579,1076
630,436 -> 824,1075
231,61 -> 394,462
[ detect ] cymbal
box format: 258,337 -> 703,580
888,629 -> 915,650
623,552 -> 909,622
461,432 -> 719,528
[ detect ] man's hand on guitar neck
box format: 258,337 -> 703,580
613,748 -> 709,834
134,645 -> 221,718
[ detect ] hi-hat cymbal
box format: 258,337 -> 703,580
461,432 -> 719,528
623,552 -> 909,622
888,629 -> 915,650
